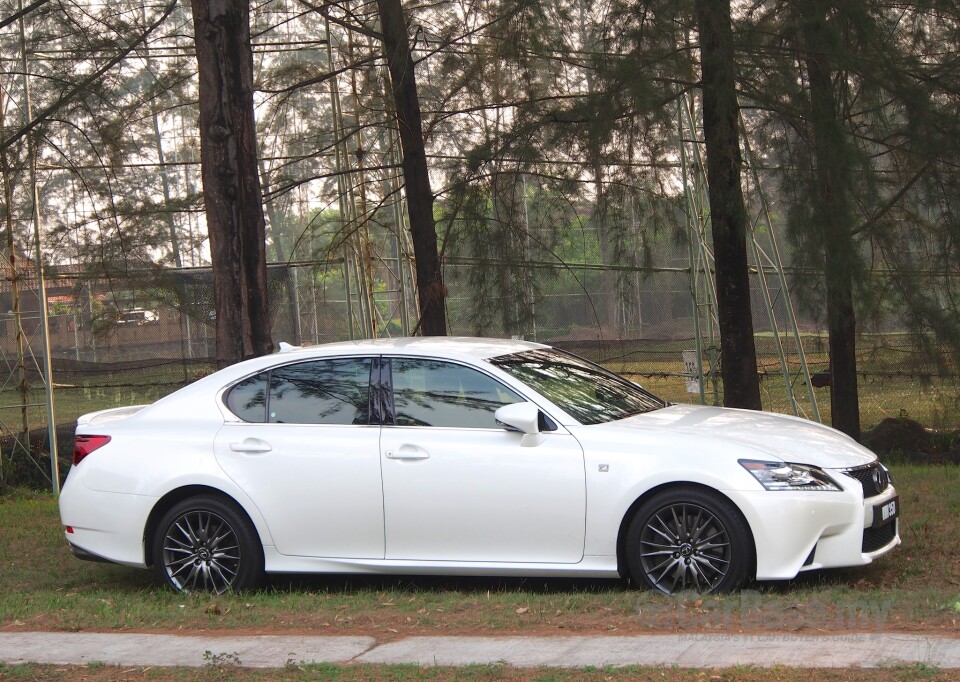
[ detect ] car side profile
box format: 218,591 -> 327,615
59,337 -> 900,594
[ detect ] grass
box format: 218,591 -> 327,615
0,465 -> 958,637
1,662 -> 959,681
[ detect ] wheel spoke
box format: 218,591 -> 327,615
688,561 -> 710,591
209,562 -> 234,592
670,506 -> 685,538
168,556 -> 195,574
692,510 -> 717,544
697,541 -> 730,555
165,534 -> 192,551
163,545 -> 194,557
693,554 -> 727,578
653,556 -> 682,586
182,516 -> 200,544
697,527 -> 727,545
650,516 -> 677,544
641,549 -> 677,559
185,562 -> 203,588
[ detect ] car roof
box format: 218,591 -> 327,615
277,336 -> 549,362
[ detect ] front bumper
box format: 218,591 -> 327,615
725,475 -> 900,581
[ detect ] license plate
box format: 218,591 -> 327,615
873,496 -> 899,528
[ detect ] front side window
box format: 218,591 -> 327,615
390,358 -> 524,428
224,357 -> 372,425
491,349 -> 665,425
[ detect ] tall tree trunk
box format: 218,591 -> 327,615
694,0 -> 762,410
191,0 -> 273,366
800,3 -> 861,440
377,0 -> 447,336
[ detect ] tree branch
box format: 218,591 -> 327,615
0,0 -> 178,153
0,0 -> 51,31
851,161 -> 932,237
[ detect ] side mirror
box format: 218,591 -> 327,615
495,403 -> 543,446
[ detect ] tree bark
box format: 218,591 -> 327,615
191,0 -> 273,367
377,0 -> 447,336
694,0 -> 762,410
800,2 -> 861,440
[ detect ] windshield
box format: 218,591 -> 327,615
491,349 -> 666,425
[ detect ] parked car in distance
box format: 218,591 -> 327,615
60,337 -> 899,594
117,308 -> 159,325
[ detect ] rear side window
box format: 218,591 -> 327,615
226,375 -> 267,422
224,357 -> 372,425
270,358 -> 371,424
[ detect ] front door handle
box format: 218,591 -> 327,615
229,438 -> 272,454
385,447 -> 429,460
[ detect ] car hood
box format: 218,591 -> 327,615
607,403 -> 877,469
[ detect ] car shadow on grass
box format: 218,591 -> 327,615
262,572 -> 628,596
259,567 -> 888,597
88,561 -> 895,599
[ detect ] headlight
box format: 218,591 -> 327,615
739,460 -> 840,491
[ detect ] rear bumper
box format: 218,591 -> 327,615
59,470 -> 156,569
68,542 -> 115,564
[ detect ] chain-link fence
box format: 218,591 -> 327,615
442,260 -> 960,431
1,258 -> 957,487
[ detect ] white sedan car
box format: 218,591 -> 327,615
60,337 -> 900,594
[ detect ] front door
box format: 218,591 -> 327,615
379,357 -> 586,564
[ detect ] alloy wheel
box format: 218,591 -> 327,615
160,509 -> 241,594
637,501 -> 732,594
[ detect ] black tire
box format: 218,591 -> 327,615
625,487 -> 753,594
152,495 -> 264,594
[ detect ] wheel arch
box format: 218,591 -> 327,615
615,481 -> 757,582
143,485 -> 263,568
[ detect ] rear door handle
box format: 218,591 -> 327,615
229,438 -> 272,454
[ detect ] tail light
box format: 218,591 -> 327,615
73,435 -> 111,466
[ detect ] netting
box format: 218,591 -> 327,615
1,258 -> 957,487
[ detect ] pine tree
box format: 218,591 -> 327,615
693,0 -> 762,410
377,0 -> 447,335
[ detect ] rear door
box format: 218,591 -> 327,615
214,356 -> 384,558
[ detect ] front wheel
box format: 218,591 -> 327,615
152,495 -> 263,594
625,487 -> 753,594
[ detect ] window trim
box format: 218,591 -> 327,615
370,357 -> 391,426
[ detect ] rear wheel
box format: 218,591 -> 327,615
625,487 -> 752,594
152,495 -> 263,594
